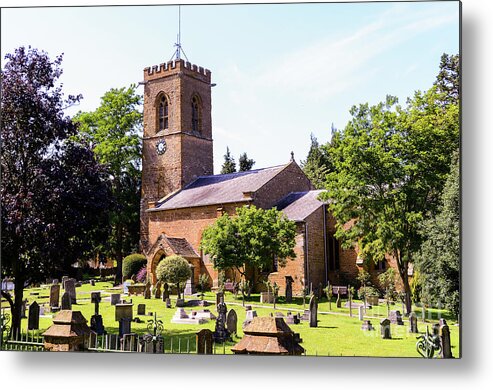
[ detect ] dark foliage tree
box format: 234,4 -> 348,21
220,146 -> 236,174
434,53 -> 460,106
238,152 -> 255,172
300,133 -> 332,189
1,47 -> 111,336
73,86 -> 142,285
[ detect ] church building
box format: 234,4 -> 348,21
139,58 -> 396,296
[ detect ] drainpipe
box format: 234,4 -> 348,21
304,221 -> 309,293
323,203 -> 328,286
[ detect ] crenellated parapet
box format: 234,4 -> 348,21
144,59 -> 211,83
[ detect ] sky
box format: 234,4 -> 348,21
1,1 -> 460,174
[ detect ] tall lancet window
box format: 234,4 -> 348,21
191,95 -> 200,133
158,95 -> 169,132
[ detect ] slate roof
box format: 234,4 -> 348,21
166,237 -> 200,258
151,164 -> 289,211
276,190 -> 327,221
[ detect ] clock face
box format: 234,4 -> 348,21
156,139 -> 167,155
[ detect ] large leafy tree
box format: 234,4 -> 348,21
73,86 -> 142,285
415,152 -> 460,317
322,80 -> 459,314
1,47 -> 111,336
200,205 -> 297,294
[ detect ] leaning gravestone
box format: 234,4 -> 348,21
61,292 -> 72,310
64,278 -> 77,304
226,309 -> 238,336
309,295 -> 318,328
49,284 -> 60,309
196,329 -> 214,354
409,312 -> 419,333
110,293 -> 121,305
380,318 -> 391,339
28,301 -> 40,330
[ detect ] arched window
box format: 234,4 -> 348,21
191,95 -> 201,133
157,94 -> 169,132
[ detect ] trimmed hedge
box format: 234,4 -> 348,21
122,253 -> 147,280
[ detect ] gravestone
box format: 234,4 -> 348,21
162,283 -> 170,300
301,309 -> 311,322
154,282 -> 162,299
119,318 -> 131,337
336,287 -> 341,308
52,279 -> 59,285
245,305 -> 252,311
309,295 -> 318,328
389,310 -> 404,325
361,320 -> 374,331
166,298 -> 172,308
144,281 -> 151,299
380,318 -> 391,339
122,332 -> 138,351
285,313 -> 300,325
64,278 -> 77,304
61,292 -> 72,310
28,301 -> 40,330
61,276 -> 69,289
137,304 -> 146,316
242,310 -> 257,329
285,276 -> 294,303
184,278 -> 194,296
216,292 -> 224,306
110,293 -> 121,305
90,279 -> 95,287
49,284 -> 60,309
440,319 -> 453,358
115,303 -> 133,322
213,300 -> 230,342
226,309 -> 238,336
122,281 -> 131,295
432,323 -> 440,337
358,305 -> 364,321
196,329 -> 213,354
90,314 -> 105,335
409,312 -> 419,333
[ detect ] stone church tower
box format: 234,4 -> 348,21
140,59 -> 214,250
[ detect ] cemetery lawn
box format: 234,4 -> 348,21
6,283 -> 460,357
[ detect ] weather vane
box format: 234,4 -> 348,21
170,5 -> 189,62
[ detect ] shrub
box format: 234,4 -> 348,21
136,265 -> 147,283
122,253 -> 147,280
155,255 -> 191,299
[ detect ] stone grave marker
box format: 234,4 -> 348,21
432,323 -> 440,337
226,309 -> 238,336
358,305 -> 364,321
28,301 -> 40,330
122,281 -> 131,295
64,278 -> 77,304
361,320 -> 374,331
162,283 -> 169,301
115,303 -> 133,322
91,292 -> 102,315
380,318 -> 391,339
52,279 -> 59,285
389,310 -> 404,325
242,310 -> 257,329
90,279 -> 95,286
49,284 -> 60,309
285,276 -> 294,303
144,281 -> 151,299
439,319 -> 453,358
119,318 -> 131,338
213,300 -> 230,342
216,292 -> 224,306
61,276 -> 69,289
409,312 -> 419,333
196,329 -> 213,354
61,292 -> 72,310
137,304 -> 146,316
154,282 -> 162,299
110,293 -> 121,305
336,287 -> 341,308
165,298 -> 172,308
90,313 -> 105,335
309,295 -> 318,328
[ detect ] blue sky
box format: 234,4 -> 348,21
1,1 -> 460,173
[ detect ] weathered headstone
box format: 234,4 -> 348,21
439,319 -> 453,358
49,284 -> 60,309
309,295 -> 318,328
166,298 -> 172,308
90,313 -> 105,335
137,304 -> 146,316
285,276 -> 294,303
361,320 -> 374,331
389,310 -> 404,325
196,329 -> 213,354
64,278 -> 77,304
144,281 -> 151,299
91,291 -> 102,316
110,293 -> 121,305
226,309 -> 238,336
115,303 -> 133,322
216,292 -> 224,306
409,312 -> 419,333
162,283 -> 169,300
90,279 -> 95,287
153,282 -> 162,299
358,305 -> 364,321
28,301 -> 40,330
119,318 -> 131,337
61,292 -> 72,310
242,309 -> 258,328
61,276 -> 69,289
380,318 -> 391,339
213,300 -> 230,342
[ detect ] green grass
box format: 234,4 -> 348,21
2,283 -> 460,357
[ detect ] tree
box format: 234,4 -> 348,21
239,152 -> 255,171
200,205 -> 297,293
1,47 -> 111,336
415,152 -> 460,317
434,53 -> 459,107
220,146 -> 236,174
155,255 -> 192,300
300,133 -> 332,189
322,81 -> 459,314
73,85 -> 142,285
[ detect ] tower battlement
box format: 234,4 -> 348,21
144,59 -> 211,82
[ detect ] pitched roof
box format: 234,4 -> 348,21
276,190 -> 327,221
151,164 -> 289,211
166,237 -> 200,258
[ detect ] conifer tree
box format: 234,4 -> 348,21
221,146 -> 236,174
